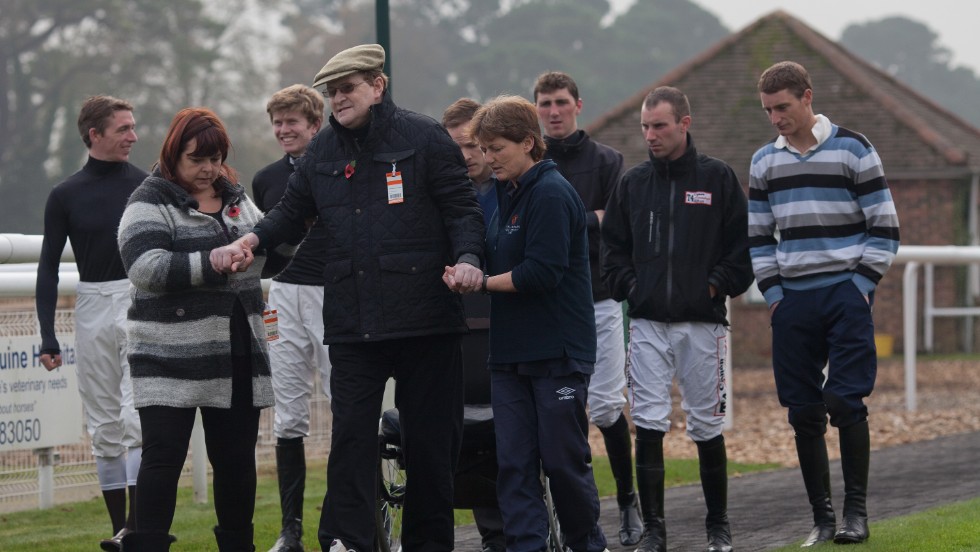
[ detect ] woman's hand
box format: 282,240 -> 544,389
443,262 -> 483,294
211,233 -> 258,273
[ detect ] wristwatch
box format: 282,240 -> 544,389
482,273 -> 491,295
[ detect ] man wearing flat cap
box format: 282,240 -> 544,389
211,44 -> 484,552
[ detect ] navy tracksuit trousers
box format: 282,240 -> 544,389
491,370 -> 606,552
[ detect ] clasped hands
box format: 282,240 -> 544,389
442,263 -> 484,294
210,233 -> 258,274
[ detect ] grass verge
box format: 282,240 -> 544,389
772,496 -> 980,551
0,455 -> 773,551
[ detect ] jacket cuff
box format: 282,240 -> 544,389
852,273 -> 876,296
763,285 -> 784,308
586,211 -> 600,230
457,253 -> 481,268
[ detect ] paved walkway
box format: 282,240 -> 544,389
454,431 -> 980,551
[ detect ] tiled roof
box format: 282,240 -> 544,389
588,10 -> 980,179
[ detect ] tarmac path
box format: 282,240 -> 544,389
453,431 -> 980,551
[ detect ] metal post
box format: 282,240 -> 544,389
966,173 -> 979,352
35,447 -> 55,509
903,262 -> 919,411
924,263 -> 934,352
192,411 -> 208,503
376,0 -> 391,85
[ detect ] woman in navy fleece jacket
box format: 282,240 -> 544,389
461,95 -> 607,552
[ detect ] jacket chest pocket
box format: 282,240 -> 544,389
632,208 -> 662,263
314,161 -> 351,207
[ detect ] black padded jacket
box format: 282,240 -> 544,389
254,92 -> 485,343
601,135 -> 753,325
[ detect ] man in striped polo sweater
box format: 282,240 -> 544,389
749,61 -> 900,547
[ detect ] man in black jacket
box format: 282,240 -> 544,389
533,71 -> 641,547
601,86 -> 753,552
211,44 -> 484,552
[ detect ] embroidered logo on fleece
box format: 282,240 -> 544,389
504,214 -> 520,235
685,191 -> 712,206
556,386 -> 575,401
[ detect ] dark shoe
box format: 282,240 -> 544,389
101,528 -> 131,551
800,523 -> 835,547
119,531 -> 176,552
634,529 -> 666,552
618,492 -> 643,546
480,545 -> 505,552
268,530 -> 304,552
834,515 -> 869,544
706,523 -> 733,552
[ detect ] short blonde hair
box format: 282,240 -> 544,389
266,84 -> 324,125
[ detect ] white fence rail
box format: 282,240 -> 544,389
898,246 -> 980,410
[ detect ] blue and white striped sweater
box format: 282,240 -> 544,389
748,123 -> 900,306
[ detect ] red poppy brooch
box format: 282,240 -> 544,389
345,160 -> 357,179
228,205 -> 241,220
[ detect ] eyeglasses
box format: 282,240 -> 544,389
326,81 -> 369,98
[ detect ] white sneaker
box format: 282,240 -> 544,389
329,539 -> 357,552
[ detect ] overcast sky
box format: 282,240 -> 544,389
610,0 -> 979,74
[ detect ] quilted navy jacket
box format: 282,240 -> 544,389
254,92 -> 485,343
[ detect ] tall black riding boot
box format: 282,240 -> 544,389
795,434 -> 836,547
100,485 -> 137,551
103,487 -> 128,535
599,413 -> 642,546
697,436 -> 733,552
269,438 -> 306,552
634,427 -> 666,552
215,524 -> 255,552
834,420 -> 871,544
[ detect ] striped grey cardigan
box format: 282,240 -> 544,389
118,175 -> 284,409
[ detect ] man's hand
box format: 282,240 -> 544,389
443,262 -> 483,294
40,353 -> 62,371
210,233 -> 258,274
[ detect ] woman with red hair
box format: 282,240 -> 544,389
117,108 -> 290,551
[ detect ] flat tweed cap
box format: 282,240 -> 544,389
313,44 -> 386,90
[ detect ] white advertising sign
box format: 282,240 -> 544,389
0,334 -> 83,452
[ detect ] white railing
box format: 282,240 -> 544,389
897,246 -> 980,410
0,233 -> 73,264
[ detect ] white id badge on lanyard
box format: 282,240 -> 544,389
387,162 -> 404,204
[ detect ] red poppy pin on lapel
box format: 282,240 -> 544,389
345,160 -> 357,179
